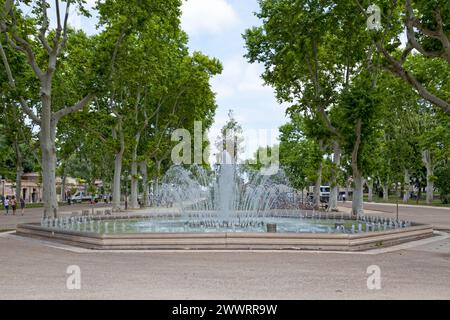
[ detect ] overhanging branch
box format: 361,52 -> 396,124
53,93 -> 95,121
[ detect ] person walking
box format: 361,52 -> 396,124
20,197 -> 25,216
4,197 -> 9,215
10,196 -> 17,216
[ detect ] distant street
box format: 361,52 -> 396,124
0,203 -> 112,231
340,202 -> 450,231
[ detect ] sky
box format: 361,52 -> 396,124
180,0 -> 289,160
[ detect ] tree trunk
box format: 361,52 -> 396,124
130,159 -> 139,209
15,164 -> 23,202
112,153 -> 123,211
140,161 -> 150,207
40,129 -> 58,218
366,178 -> 374,202
60,175 -> 66,202
130,132 -> 142,209
112,117 -> 125,212
352,173 -> 364,216
345,180 -> 350,200
422,150 -> 434,204
403,169 -> 411,203
314,161 -> 323,210
329,140 -> 341,211
13,140 -> 23,202
152,176 -> 158,206
382,184 -> 389,201
152,159 -> 163,205
351,119 -> 363,216
40,86 -> 59,218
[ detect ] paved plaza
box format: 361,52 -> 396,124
0,231 -> 449,299
0,203 -> 449,300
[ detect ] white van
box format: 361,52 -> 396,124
319,186 -> 331,199
307,186 -> 331,203
71,192 -> 92,203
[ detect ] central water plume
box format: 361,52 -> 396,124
217,150 -> 237,220
157,151 -> 297,227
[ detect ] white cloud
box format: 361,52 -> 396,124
68,0 -> 98,35
211,56 -> 272,98
237,63 -> 270,92
181,0 -> 239,35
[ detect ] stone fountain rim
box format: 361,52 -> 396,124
16,222 -> 432,239
15,219 -> 434,252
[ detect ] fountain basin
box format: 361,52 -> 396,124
16,217 -> 433,251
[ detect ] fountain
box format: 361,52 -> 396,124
16,151 -> 434,251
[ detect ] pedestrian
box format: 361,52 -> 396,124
20,197 -> 25,216
10,196 -> 17,215
4,196 -> 9,215
342,193 -> 347,203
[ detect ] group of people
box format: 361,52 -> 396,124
3,196 -> 26,216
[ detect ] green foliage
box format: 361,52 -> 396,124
278,116 -> 324,190
435,164 -> 450,203
246,0 -> 449,201
52,0 -> 222,185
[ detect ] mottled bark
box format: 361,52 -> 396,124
403,169 -> 411,203
40,83 -> 59,218
352,174 -> 364,216
140,161 -> 150,207
329,141 -> 341,211
13,139 -> 23,201
130,145 -> 140,209
41,131 -> 58,218
382,184 -> 389,201
112,117 -> 125,212
314,161 -> 323,210
351,120 -> 363,216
